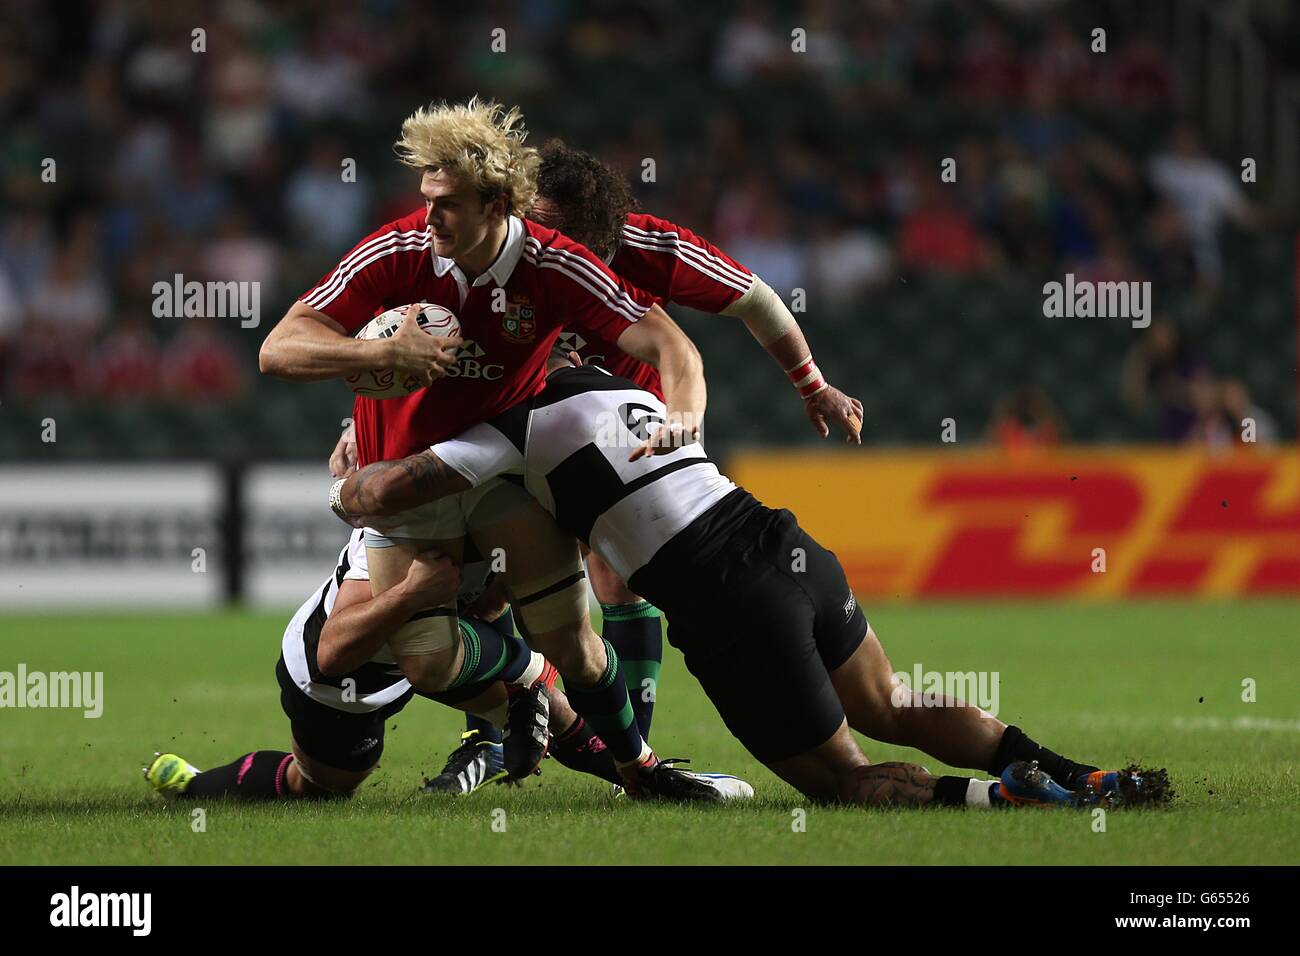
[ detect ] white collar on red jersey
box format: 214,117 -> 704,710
432,215 -> 526,288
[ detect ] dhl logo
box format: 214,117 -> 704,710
729,448 -> 1300,598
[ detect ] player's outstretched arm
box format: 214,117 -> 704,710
332,450 -> 472,522
721,279 -> 862,443
259,302 -> 459,385
615,305 -> 707,460
317,555 -> 461,676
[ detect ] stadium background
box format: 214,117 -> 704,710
0,0 -> 1294,606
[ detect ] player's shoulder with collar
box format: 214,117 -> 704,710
356,208 -> 433,272
521,217 -> 602,259
380,207 -> 431,236
622,210 -> 678,235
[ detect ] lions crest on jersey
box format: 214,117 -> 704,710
501,295 -> 537,343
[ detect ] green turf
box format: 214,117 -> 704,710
1,601 -> 1296,865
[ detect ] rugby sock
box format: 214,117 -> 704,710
548,715 -> 622,785
464,713 -> 503,745
185,750 -> 294,800
427,680 -> 508,729
933,775 -> 1003,808
600,601 -> 663,741
448,620 -> 537,691
456,612 -> 527,741
988,725 -> 1098,789
562,640 -> 646,765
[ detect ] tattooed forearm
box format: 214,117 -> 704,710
843,762 -> 936,807
344,461 -> 396,514
398,452 -> 447,501
341,452 -> 467,516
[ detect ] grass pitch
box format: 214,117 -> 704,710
1,601 -> 1296,866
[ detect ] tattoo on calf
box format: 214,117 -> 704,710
849,762 -> 935,807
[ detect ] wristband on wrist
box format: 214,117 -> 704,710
785,356 -> 828,399
329,477 -> 350,520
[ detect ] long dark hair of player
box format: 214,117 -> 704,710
534,139 -> 640,261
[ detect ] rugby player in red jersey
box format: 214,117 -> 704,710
260,99 -> 725,801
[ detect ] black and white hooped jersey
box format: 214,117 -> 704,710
280,530 -> 495,713
280,530 -> 410,713
432,365 -> 738,581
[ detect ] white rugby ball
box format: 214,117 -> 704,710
346,303 -> 461,398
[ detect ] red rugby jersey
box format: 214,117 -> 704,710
559,212 -> 756,399
299,211 -> 651,465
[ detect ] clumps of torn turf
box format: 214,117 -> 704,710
1118,764 -> 1174,808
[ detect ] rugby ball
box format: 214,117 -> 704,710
346,303 -> 461,398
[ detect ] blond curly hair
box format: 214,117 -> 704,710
394,96 -> 539,214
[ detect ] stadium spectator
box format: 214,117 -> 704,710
201,210 -> 280,292
0,265 -> 22,393
95,316 -> 163,400
988,385 -> 1067,452
1106,34 -> 1177,111
285,140 -> 371,253
1122,319 -> 1209,441
715,2 -> 783,86
899,179 -> 985,274
1148,124 -> 1260,283
1221,378 -> 1279,445
203,26 -> 274,172
0,265 -> 22,342
9,320 -> 88,400
808,219 -> 892,304
161,319 -> 245,403
959,23 -> 1021,105
1185,373 -> 1235,449
1141,200 -> 1199,294
29,247 -> 110,337
1028,16 -> 1093,101
0,210 -> 55,303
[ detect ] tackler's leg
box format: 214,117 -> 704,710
467,483 -> 648,768
362,494 -> 468,694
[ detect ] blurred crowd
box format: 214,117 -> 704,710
0,0 -> 1292,447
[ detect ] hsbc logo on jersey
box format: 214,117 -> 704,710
557,331 -> 605,365
501,297 -> 537,344
445,339 -> 504,381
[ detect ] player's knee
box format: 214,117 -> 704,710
397,651 -> 458,693
587,554 -> 638,605
535,629 -> 605,684
287,756 -> 369,799
842,628 -> 909,739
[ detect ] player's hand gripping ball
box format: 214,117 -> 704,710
347,303 -> 461,398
